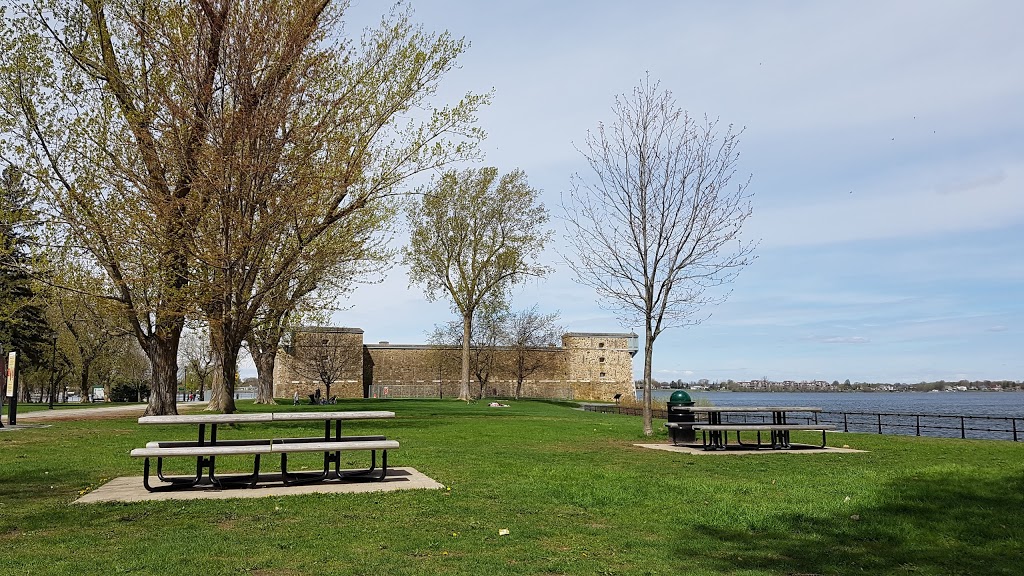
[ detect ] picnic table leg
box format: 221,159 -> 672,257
209,454 -> 262,488
143,457 -> 206,492
280,453 -> 330,485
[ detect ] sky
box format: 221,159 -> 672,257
246,0 -> 1024,384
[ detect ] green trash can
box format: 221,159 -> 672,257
666,390 -> 695,444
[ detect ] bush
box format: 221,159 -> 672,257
109,381 -> 149,402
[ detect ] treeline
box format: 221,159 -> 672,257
641,379 -> 1023,392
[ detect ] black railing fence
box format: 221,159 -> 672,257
582,404 -> 1021,442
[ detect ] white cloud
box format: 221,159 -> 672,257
817,336 -> 870,344
751,163 -> 1024,247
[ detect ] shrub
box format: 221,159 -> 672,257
109,381 -> 150,402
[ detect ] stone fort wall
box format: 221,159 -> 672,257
273,327 -> 636,401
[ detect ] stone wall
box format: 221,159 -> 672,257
273,327 -> 365,400
273,327 -> 637,401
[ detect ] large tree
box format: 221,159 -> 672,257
2,0 -> 233,415
2,1 -> 485,414
186,2 -> 483,412
0,165 -> 50,365
404,168 -> 551,401
49,264 -> 124,402
562,77 -> 756,435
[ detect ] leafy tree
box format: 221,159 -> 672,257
183,3 -> 484,413
404,168 -> 552,401
562,77 -> 756,435
2,1 -> 485,414
245,208 -> 394,405
2,1 -> 235,414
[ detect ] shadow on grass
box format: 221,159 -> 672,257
681,468 -> 1024,575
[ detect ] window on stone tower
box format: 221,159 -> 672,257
599,372 -> 606,378
599,357 -> 605,363
598,342 -> 604,348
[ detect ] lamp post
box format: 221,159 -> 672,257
47,332 -> 57,409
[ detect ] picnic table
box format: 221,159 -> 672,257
131,411 -> 397,491
674,406 -> 833,450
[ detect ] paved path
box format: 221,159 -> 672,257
2,401 -> 208,423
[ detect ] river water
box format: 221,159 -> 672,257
644,390 -> 1024,441
648,390 -> 1024,418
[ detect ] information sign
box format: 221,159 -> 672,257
5,352 -> 14,397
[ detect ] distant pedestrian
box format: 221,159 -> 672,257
293,391 -> 299,405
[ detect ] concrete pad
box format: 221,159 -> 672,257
74,467 -> 442,504
636,443 -> 866,455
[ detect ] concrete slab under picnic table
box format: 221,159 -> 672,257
74,467 -> 443,504
636,443 -> 866,455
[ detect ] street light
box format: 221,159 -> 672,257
47,332 -> 57,409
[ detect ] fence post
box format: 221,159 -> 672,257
960,416 -> 966,439
916,415 -> 921,436
1013,418 -> 1018,442
877,413 -> 882,434
843,413 -> 848,432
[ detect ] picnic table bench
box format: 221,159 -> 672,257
672,406 -> 833,450
692,423 -> 835,449
130,411 -> 397,492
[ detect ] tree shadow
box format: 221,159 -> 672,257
679,468 -> 1024,575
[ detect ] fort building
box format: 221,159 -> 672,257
273,327 -> 638,401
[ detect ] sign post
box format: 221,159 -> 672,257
5,351 -> 19,426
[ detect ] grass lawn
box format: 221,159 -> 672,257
1,399 -> 1022,575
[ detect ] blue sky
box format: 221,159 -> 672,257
263,0 -> 1024,384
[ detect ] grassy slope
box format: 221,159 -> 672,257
1,399 -> 1022,575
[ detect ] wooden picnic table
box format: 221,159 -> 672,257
138,410 -> 394,445
132,410 -> 396,491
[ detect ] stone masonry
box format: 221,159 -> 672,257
273,327 -> 637,401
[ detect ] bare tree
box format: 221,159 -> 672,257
180,327 -> 214,401
562,77 -> 756,435
294,330 -> 362,401
404,168 -> 551,401
504,306 -> 562,399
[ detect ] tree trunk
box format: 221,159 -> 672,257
206,325 -> 238,413
79,361 -> 91,403
253,348 -> 277,404
145,334 -> 180,416
459,312 -> 472,401
515,377 -> 523,400
642,324 -> 654,436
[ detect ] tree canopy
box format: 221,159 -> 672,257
1,1 -> 486,414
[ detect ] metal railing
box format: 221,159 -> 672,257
582,405 -> 1022,442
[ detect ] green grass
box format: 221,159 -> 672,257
1,399 -> 1022,575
